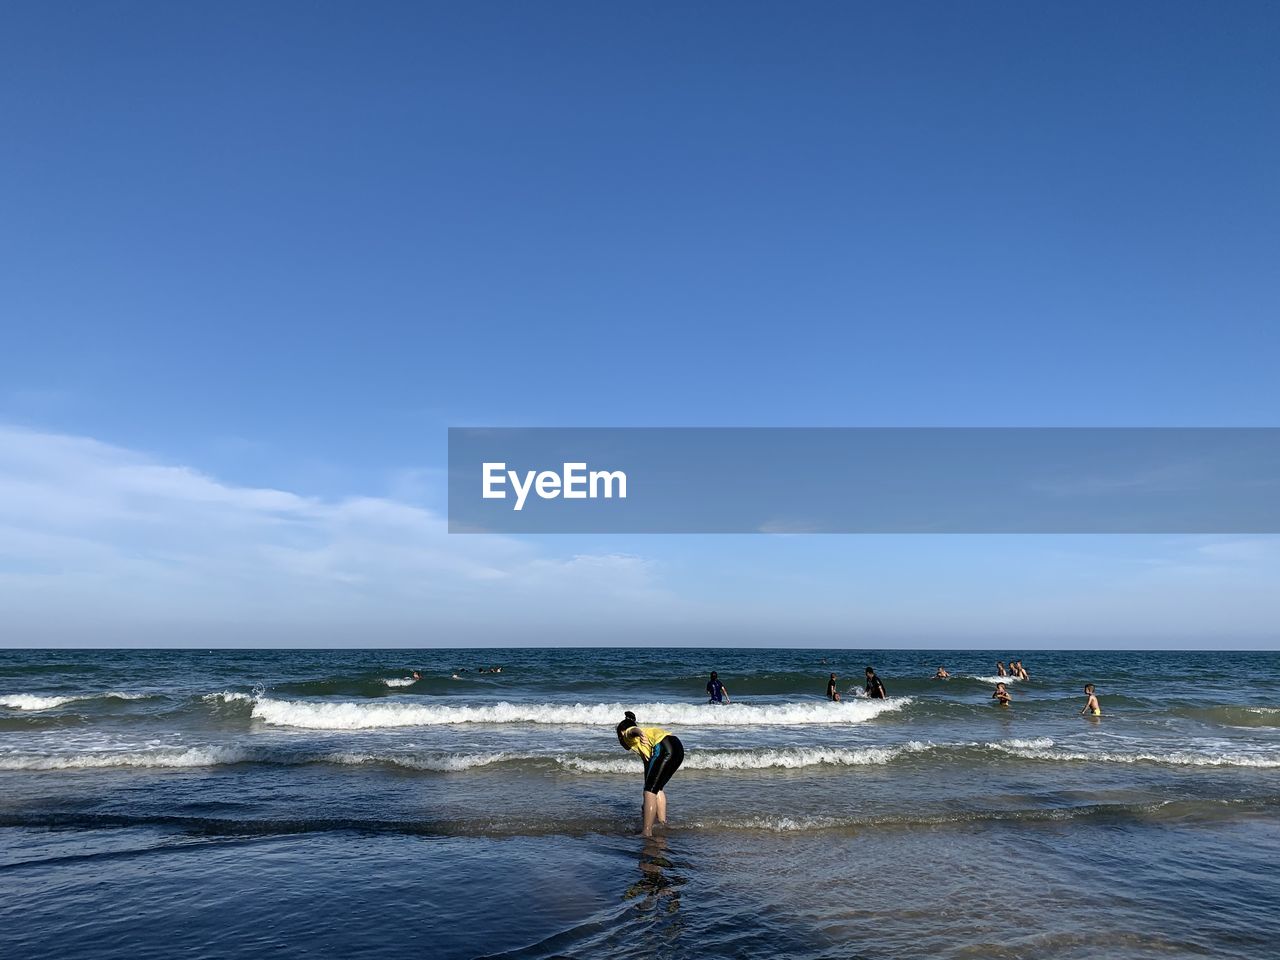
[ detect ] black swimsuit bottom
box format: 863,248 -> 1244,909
643,735 -> 684,794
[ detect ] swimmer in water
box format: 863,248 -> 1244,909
616,710 -> 685,838
934,666 -> 950,679
411,671 -> 422,681
864,666 -> 886,699
1012,660 -> 1028,680
996,661 -> 1007,677
992,682 -> 1011,706
1080,683 -> 1101,717
706,671 -> 730,704
826,673 -> 840,701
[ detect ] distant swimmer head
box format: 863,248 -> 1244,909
865,666 -> 875,677
709,671 -> 718,680
616,710 -> 639,747
1084,683 -> 1095,693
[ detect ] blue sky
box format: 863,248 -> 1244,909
2,2 -> 1278,646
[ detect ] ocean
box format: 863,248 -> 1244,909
2,647 -> 1278,959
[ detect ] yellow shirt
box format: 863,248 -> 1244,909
623,726 -> 671,762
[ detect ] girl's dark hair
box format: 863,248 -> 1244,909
615,710 -> 638,747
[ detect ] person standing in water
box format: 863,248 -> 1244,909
1080,684 -> 1101,717
933,666 -> 950,679
996,661 -> 1007,677
864,666 -> 886,699
826,673 -> 840,701
705,671 -> 730,704
992,682 -> 1011,706
616,711 -> 685,837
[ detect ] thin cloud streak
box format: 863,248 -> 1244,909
0,425 -> 675,645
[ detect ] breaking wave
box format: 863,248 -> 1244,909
960,675 -> 1024,684
249,697 -> 911,730
202,691 -> 253,704
0,692 -> 152,711
7,736 -> 1275,775
991,738 -> 1280,768
0,746 -> 249,770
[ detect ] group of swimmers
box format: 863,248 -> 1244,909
931,660 -> 1100,714
707,667 -> 891,705
444,666 -> 503,679
991,680 -> 1100,715
712,661 -> 1100,715
998,660 -> 1030,680
619,664 -> 1101,836
823,667 -> 888,701
933,660 -> 1028,680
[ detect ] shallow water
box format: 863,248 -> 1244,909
2,648 -> 1278,958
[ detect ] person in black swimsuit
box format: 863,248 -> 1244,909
826,673 -> 840,700
705,671 -> 730,704
864,666 -> 886,699
616,711 -> 686,837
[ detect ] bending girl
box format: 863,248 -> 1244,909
615,710 -> 685,837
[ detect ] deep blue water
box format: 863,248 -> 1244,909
2,648 -> 1278,959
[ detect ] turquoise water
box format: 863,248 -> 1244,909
2,647 -> 1279,958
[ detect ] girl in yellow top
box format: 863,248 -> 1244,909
615,710 -> 685,837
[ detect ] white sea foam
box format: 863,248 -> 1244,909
0,692 -> 149,710
0,745 -> 248,770
250,697 -> 911,730
258,744 -> 937,774
382,677 -> 417,688
559,742 -> 935,773
6,736 -> 1274,775
0,695 -> 75,710
688,815 -> 847,832
962,675 -> 1023,684
324,751 -> 517,772
202,691 -> 253,704
993,738 -> 1280,768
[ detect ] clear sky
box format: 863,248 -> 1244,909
2,2 -> 1278,647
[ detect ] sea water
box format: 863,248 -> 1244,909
2,647 -> 1278,959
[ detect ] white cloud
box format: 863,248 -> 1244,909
1192,538 -> 1276,562
0,425 -> 672,645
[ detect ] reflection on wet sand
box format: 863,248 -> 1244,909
624,836 -> 686,940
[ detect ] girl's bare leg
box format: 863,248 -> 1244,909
656,790 -> 667,825
641,791 -> 658,837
